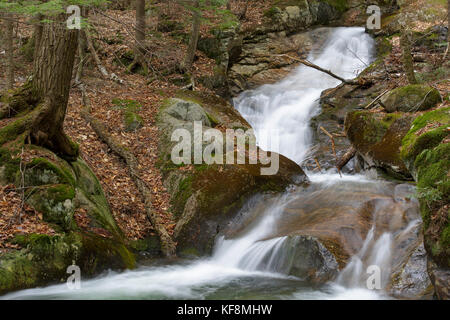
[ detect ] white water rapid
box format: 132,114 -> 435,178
2,27 -> 409,300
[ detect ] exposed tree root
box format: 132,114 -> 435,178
78,83 -> 176,258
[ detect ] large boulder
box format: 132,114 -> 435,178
156,91 -> 308,256
400,107 -> 450,273
344,110 -> 414,179
380,85 -> 442,113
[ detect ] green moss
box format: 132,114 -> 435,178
25,157 -> 76,187
264,6 -> 280,18
0,147 -> 20,184
383,84 -> 442,113
123,110 -> 144,132
345,111 -> 401,151
323,0 -> 348,12
0,115 -> 31,146
172,175 -> 194,217
416,143 -> 450,195
401,107 -> 450,168
27,184 -> 76,230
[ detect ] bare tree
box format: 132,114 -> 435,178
181,0 -> 200,72
400,30 -> 417,84
4,13 -> 14,90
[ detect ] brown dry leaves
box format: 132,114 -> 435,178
0,185 -> 56,253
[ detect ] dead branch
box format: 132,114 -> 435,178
319,126 -> 337,159
337,146 -> 356,171
276,54 -> 361,85
78,83 -> 176,258
364,88 -> 391,109
84,30 -> 124,84
314,158 -> 322,173
319,126 -> 343,177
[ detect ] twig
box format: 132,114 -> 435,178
364,88 -> 392,109
314,158 -> 322,173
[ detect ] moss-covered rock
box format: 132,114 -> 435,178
0,232 -> 133,295
400,106 -> 450,170
344,110 -> 413,178
157,91 -> 308,256
0,146 -> 135,294
380,84 -> 442,113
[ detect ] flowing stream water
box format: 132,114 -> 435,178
2,27 -> 420,300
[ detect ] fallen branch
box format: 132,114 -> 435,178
85,30 -> 124,84
319,126 -> 337,159
319,126 -> 342,177
276,54 -> 360,85
364,88 -> 392,109
314,158 -> 322,173
336,146 -> 356,171
78,83 -> 176,258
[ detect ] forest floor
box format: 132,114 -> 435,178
0,0 -> 448,252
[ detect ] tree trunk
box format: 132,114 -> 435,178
182,0 -> 200,72
0,15 -> 79,160
33,13 -> 44,61
5,13 -> 14,90
135,0 -> 146,56
400,30 -> 417,85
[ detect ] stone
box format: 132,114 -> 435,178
390,243 -> 433,299
381,84 -> 442,113
156,91 -> 308,256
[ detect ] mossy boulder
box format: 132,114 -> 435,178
0,146 -> 134,294
344,110 -> 414,178
381,85 -> 442,113
157,91 -> 308,256
400,107 -> 450,176
400,108 -> 450,269
0,232 -> 133,295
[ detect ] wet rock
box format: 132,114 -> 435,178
380,84 -> 442,113
390,243 -> 433,299
284,235 -> 339,283
427,260 -> 450,300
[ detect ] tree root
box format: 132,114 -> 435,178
78,83 -> 176,258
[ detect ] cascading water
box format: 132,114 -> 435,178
2,27 -> 418,300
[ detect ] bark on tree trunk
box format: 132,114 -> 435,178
33,13 -> 44,61
5,13 -> 14,90
182,0 -> 200,72
400,30 -> 417,85
135,0 -> 146,56
0,16 -> 79,160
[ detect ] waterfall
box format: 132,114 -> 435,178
234,27 -> 374,163
211,27 -> 375,275
3,27 -> 405,300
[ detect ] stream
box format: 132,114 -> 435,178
2,27 -> 422,300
